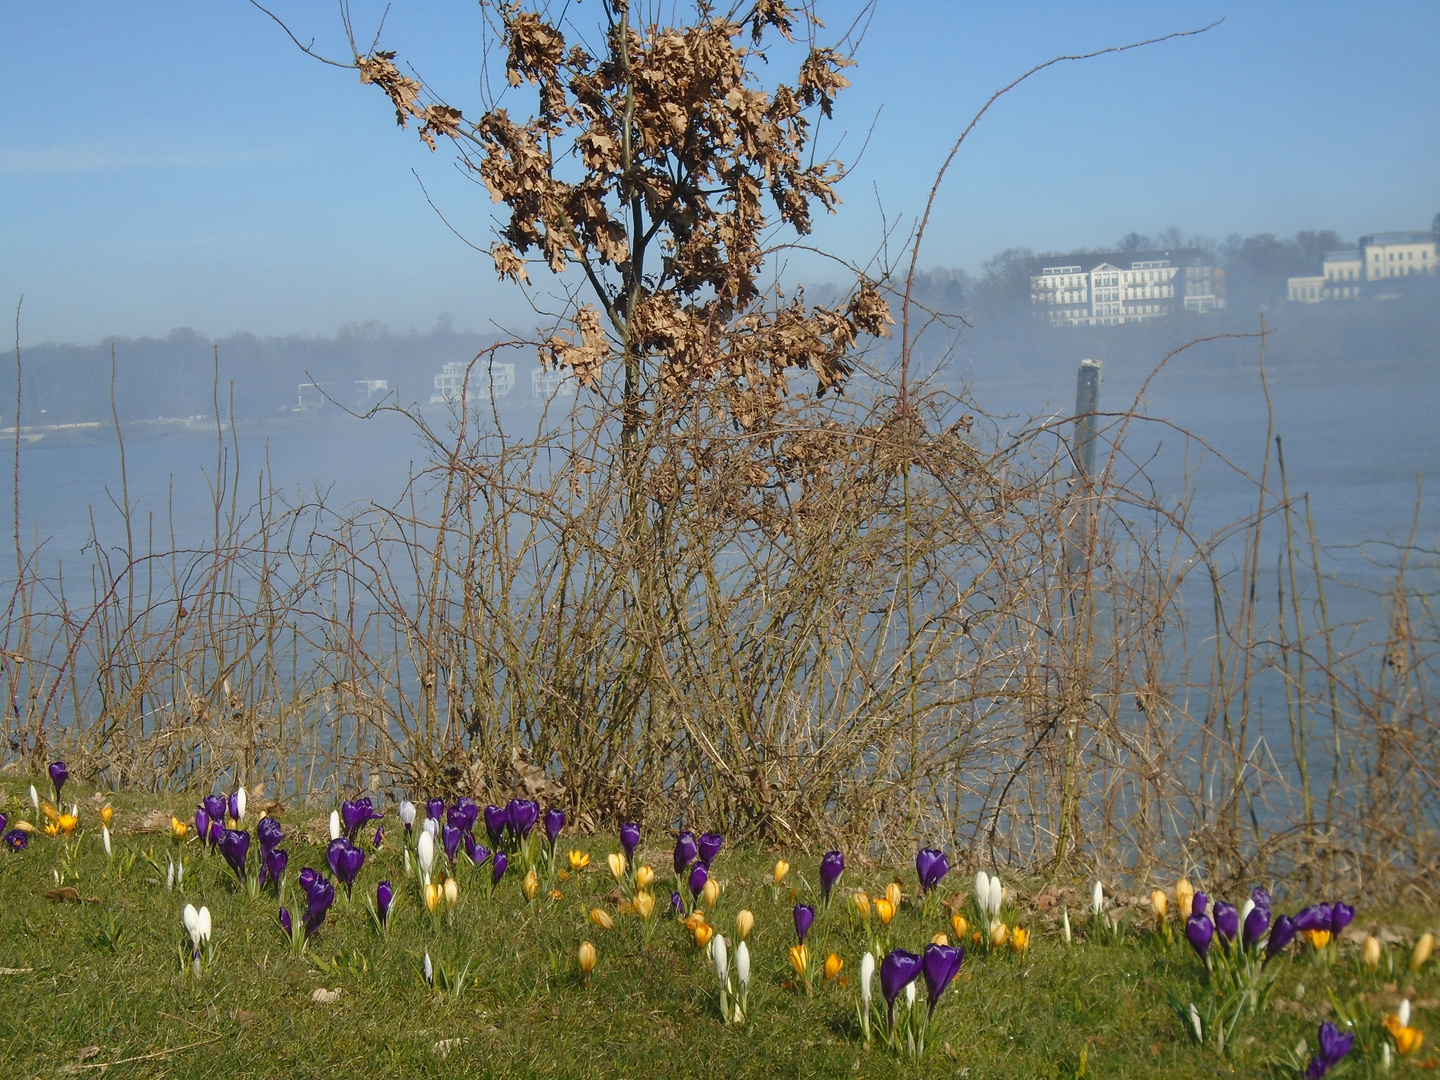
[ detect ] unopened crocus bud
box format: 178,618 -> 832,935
860,949 -> 874,1004
398,800 -> 416,835
1175,878 -> 1194,922
1412,932 -> 1434,974
523,868 -> 539,900
578,940 -> 597,979
100,806 -> 113,827
735,909 -> 754,941
712,933 -> 729,986
423,951 -> 433,987
1011,927 -> 1030,952
987,877 -> 1003,918
590,908 -> 615,931
854,891 -> 871,920
424,883 -> 440,914
990,920 -> 1009,947
635,865 -> 654,890
825,952 -> 843,980
874,898 -> 895,925
1063,908 -> 1072,944
1364,935 -> 1382,972
633,891 -> 655,920
886,881 -> 902,910
736,940 -> 750,990
608,852 -> 627,881
789,943 -> 810,979
1092,880 -> 1104,916
952,913 -> 969,940
377,880 -> 393,926
773,859 -> 790,886
618,821 -> 639,858
694,922 -> 715,948
443,877 -> 459,910
329,810 -> 340,841
101,826 -> 111,858
702,878 -> 720,911
1151,889 -> 1168,922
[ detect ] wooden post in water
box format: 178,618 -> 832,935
1066,359 -> 1102,575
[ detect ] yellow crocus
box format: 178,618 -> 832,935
1175,878 -> 1194,921
1010,927 -> 1030,953
693,922 -> 715,948
1303,928 -> 1332,950
523,869 -> 539,901
99,806 -> 114,827
951,913 -> 969,940
1384,1014 -> 1425,1056
569,850 -> 590,871
701,879 -> 720,911
607,852 -> 626,880
424,882 -> 440,914
58,813 -> 77,834
1364,935 -> 1382,973
789,943 -> 810,978
170,817 -> 188,839
443,878 -> 459,910
735,909 -> 754,941
931,932 -> 949,946
873,898 -> 895,925
1412,932 -> 1435,974
773,859 -> 790,886
990,920 -> 1010,947
43,821 -> 59,837
577,940 -> 597,980
885,882 -> 902,909
41,802 -> 59,823
1150,889 -> 1168,923
633,891 -> 655,920
635,865 -> 655,890
853,891 -> 871,920
590,908 -> 615,931
683,911 -> 708,933
824,952 -> 843,980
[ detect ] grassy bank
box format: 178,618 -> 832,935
0,785 -> 1435,1079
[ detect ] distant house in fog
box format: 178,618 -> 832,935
1287,231 -> 1435,302
430,360 -> 515,404
1030,248 -> 1224,327
531,367 -> 577,399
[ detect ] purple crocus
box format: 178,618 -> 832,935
298,866 -> 318,892
547,809 -> 568,850
48,760 -> 68,806
335,842 -> 366,898
1252,886 -> 1272,910
511,799 -> 540,839
203,794 -> 226,823
455,797 -> 480,834
341,797 -> 380,841
1329,903 -> 1355,936
688,862 -> 709,903
484,804 -> 507,847
217,835 -> 249,881
619,821 -> 640,859
303,873 -> 335,936
257,815 -> 283,855
195,808 -> 209,845
278,906 -> 292,936
442,824 -> 462,865
820,850 -> 845,905
4,829 -> 28,851
879,949 -> 923,1030
326,837 -> 347,879
261,846 -> 288,888
921,942 -> 964,1018
1305,1021 -> 1355,1079
398,800 -> 416,836
915,848 -> 948,893
426,797 -> 445,826
673,831 -> 698,874
207,818 -> 226,850
697,832 -> 723,868
376,880 -> 393,926
794,903 -> 815,944
372,825 -> 384,850
1242,902 -> 1271,949
669,891 -> 683,916
0,812 -> 7,835
1192,891 -> 1208,918
1186,913 -> 1214,960
228,791 -> 243,821
1295,904 -> 1333,933
1214,901 -> 1239,948
492,850 -> 508,886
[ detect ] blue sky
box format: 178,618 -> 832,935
3,1 -> 1437,345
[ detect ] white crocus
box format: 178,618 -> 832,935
1062,908 -> 1072,945
102,826 -> 112,859
166,856 -> 176,890
329,810 -> 341,841
423,950 -> 434,988
988,875 -> 1003,918
176,858 -> 184,886
1092,880 -> 1104,916
398,800 -> 417,831
403,847 -> 412,877
736,939 -> 751,1021
975,871 -> 990,913
1240,898 -> 1255,926
905,981 -> 917,1009
28,784 -> 38,816
233,788 -> 246,824
198,906 -> 212,944
1189,1003 -> 1203,1042
1399,999 -> 1411,1028
417,830 -> 436,886
712,933 -> 730,1020
422,817 -> 438,839
859,949 -> 875,1042
183,904 -> 201,948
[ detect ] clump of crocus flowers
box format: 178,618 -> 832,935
866,942 -> 962,1060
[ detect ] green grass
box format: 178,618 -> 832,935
0,786 -> 1433,1079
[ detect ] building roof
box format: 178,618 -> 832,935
1361,232 -> 1434,246
1030,248 -> 1213,276
1323,250 -> 1361,262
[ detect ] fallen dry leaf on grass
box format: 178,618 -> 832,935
311,987 -> 342,1005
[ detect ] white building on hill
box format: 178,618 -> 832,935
430,360 -> 515,404
1287,231 -> 1435,301
1030,249 -> 1223,327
